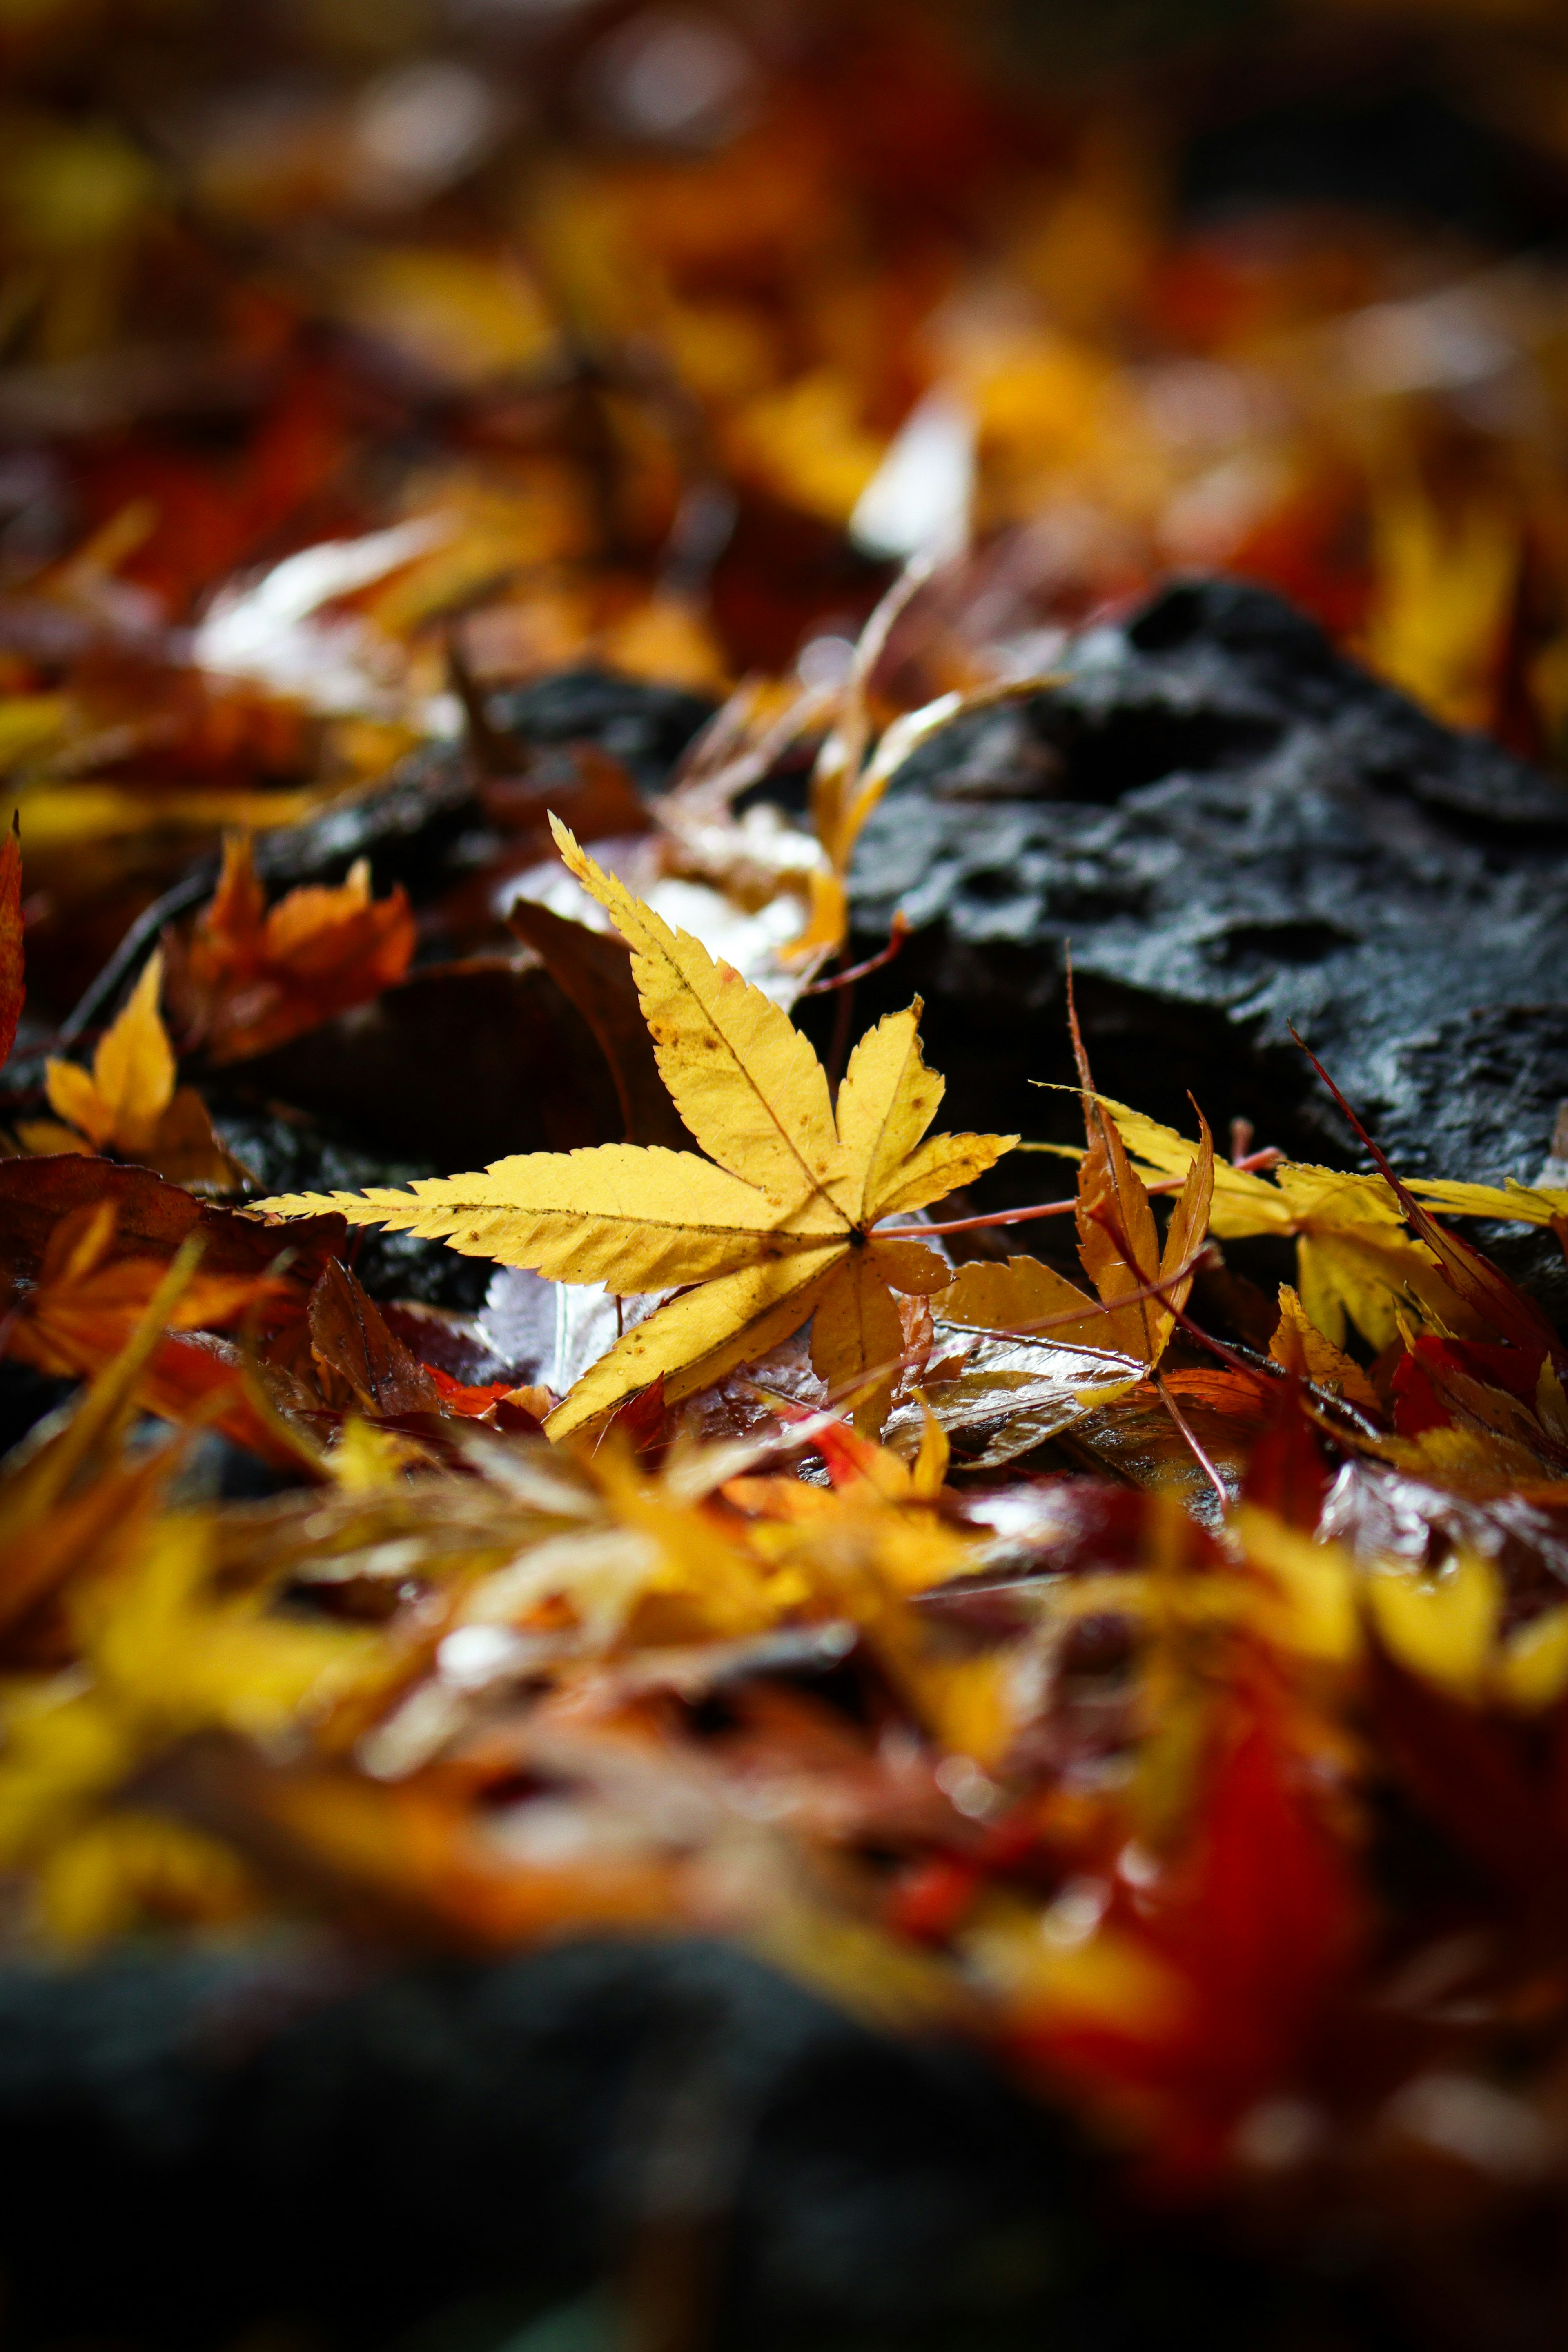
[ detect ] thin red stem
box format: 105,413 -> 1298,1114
1154,1368 -> 1230,1515
798,911 -> 909,995
878,1147 -> 1281,1241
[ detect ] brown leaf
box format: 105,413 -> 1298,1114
506,896 -> 688,1148
307,1260 -> 441,1418
0,1156 -> 344,1292
165,832 -> 416,1066
232,959 -> 630,1167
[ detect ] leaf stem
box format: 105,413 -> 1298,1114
810,1245 -> 1217,1412
798,911 -> 910,996
1153,1368 -> 1231,1516
877,1147 -> 1281,1239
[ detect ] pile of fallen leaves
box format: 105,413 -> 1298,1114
9,0 -> 1568,1025
8,783 -> 1568,2314
11,0 -> 1568,2334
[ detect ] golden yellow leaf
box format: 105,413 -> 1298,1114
257,837 -> 1020,1439
1294,1225 -> 1474,1354
1366,1552 -> 1500,1702
556,1249 -> 844,1430
1496,1608 -> 1568,1714
13,1119 -> 95,1157
834,1003 -> 946,1222
11,782 -> 317,851
553,815 -> 848,1217
39,1813 -> 260,1947
1406,1176 -> 1568,1227
938,1252 -> 1127,1354
39,948 -> 241,1187
811,1250 -> 905,1434
1270,1284 -> 1381,1414
256,838 -> 1014,1439
909,1396 -> 950,1498
258,1143 -> 837,1289
866,1238 -> 952,1294
1236,1507 -> 1361,1667
1080,1094 -> 1477,1352
873,1131 -> 1011,1219
47,949 -> 172,1156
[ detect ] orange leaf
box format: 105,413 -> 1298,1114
167,832 -> 416,1065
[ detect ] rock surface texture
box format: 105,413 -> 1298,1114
0,1938 -> 1365,2352
847,579 -> 1568,1203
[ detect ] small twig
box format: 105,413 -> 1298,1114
58,866 -> 216,1042
798,912 -> 909,996
1154,1368 -> 1230,1515
1168,1304 -> 1284,1380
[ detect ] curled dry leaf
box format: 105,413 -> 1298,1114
0,1155 -> 344,1293
504,894 -> 688,1151
933,1094 -> 1214,1370
306,1259 -> 440,1419
1270,1283 -> 1381,1415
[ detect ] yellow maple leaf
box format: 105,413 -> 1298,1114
1268,1283 -> 1381,1415
44,951 -> 174,1158
1404,1175 -> 1568,1228
255,822 -> 1014,1438
1081,1098 -> 1484,1353
31,949 -> 241,1191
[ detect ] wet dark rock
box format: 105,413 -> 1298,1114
0,1939 -> 1076,2352
259,668 -> 714,904
211,1106 -> 494,1311
0,1938 -> 1364,2352
228,960 -> 626,1173
845,580 -> 1568,1299
488,668 -> 717,795
0,1361 -> 76,1460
